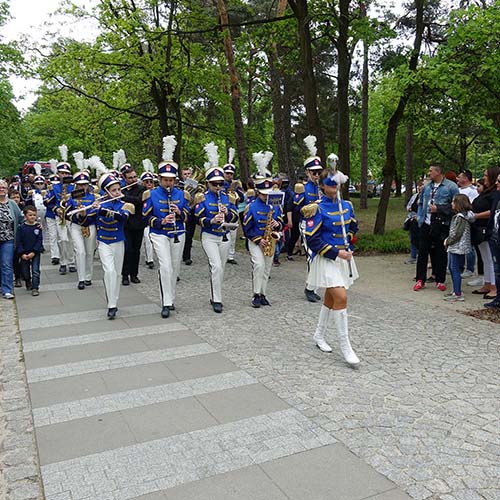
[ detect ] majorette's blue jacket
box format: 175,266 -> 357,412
65,190 -> 97,227
142,185 -> 189,238
96,198 -> 131,244
194,190 -> 239,237
44,182 -> 74,215
303,197 -> 358,260
292,180 -> 319,216
243,197 -> 284,244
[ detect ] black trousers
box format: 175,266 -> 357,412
122,227 -> 144,278
182,213 -> 197,261
286,212 -> 301,256
416,222 -> 449,284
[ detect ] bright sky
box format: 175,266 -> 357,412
4,0 -> 98,112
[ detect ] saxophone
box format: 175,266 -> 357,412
262,206 -> 280,257
78,193 -> 90,238
59,182 -> 69,226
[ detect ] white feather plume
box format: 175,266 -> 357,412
252,151 -> 273,178
73,152 -> 85,171
142,159 -> 154,173
116,149 -> 127,167
89,155 -> 108,179
227,147 -> 235,165
203,142 -> 219,169
327,152 -> 339,169
304,135 -> 317,157
112,152 -> 119,170
49,159 -> 58,174
162,136 -> 177,162
332,170 -> 349,185
83,158 -> 91,171
34,163 -> 42,175
58,144 -> 68,162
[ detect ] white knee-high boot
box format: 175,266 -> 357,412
313,305 -> 332,352
331,308 -> 360,367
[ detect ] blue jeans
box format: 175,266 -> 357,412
465,250 -> 475,273
20,253 -> 41,290
0,239 -> 15,295
448,252 -> 465,295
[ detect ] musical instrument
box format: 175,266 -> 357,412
58,179 -> 71,226
166,187 -> 180,243
262,206 -> 280,257
71,188 -> 90,238
66,193 -> 124,217
217,191 -> 229,242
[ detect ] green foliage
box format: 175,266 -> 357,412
356,229 -> 410,253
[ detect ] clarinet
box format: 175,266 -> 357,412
217,191 -> 229,242
166,187 -> 180,244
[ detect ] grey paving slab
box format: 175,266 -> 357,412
29,372 -> 109,408
133,493 -> 168,500
163,465 -> 290,500
40,408 -> 336,500
366,489 -> 412,500
36,411 -> 135,465
20,303 -> 160,330
27,343 -> 217,383
34,371 -> 257,426
165,352 -> 239,381
196,384 -> 291,423
122,313 -> 182,328
260,444 -> 396,500
41,281 -> 104,292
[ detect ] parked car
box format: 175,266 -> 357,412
22,161 -> 53,178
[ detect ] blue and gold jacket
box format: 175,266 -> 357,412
142,186 -> 189,238
194,191 -> 239,237
243,197 -> 284,244
44,182 -> 74,216
96,199 -> 132,244
292,180 -> 320,216
303,197 -> 358,260
65,190 -> 97,227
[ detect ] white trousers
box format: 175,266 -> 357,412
98,240 -> 124,309
56,219 -> 74,266
150,232 -> 185,307
228,228 -> 238,260
46,218 -> 60,259
70,224 -> 96,282
248,240 -> 273,295
201,232 -> 230,303
142,226 -> 155,263
478,240 -> 495,285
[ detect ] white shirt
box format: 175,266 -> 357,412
459,185 -> 478,203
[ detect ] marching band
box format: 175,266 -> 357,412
4,135 -> 360,367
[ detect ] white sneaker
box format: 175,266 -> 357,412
461,270 -> 474,278
3,292 -> 14,299
467,277 -> 484,286
444,293 -> 465,302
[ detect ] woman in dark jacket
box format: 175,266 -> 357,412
484,172 -> 500,308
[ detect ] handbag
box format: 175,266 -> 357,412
471,225 -> 487,245
403,218 -> 411,231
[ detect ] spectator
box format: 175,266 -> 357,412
470,167 -> 500,300
0,179 -> 24,299
414,165 -> 459,292
484,171 -> 500,308
9,189 -> 24,287
404,181 -> 424,264
443,194 -> 474,301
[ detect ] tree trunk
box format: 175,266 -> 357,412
337,0 -> 351,193
288,0 -> 326,163
404,122 -> 414,204
373,0 -> 424,235
217,0 -> 250,181
359,37 -> 369,210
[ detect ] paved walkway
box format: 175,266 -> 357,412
1,242 -> 499,500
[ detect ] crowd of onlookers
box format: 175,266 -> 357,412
405,165 -> 500,308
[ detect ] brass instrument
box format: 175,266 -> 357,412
72,188 -> 90,238
59,180 -> 71,226
217,191 -> 229,242
262,206 -> 280,257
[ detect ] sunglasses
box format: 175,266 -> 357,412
310,171 -> 321,176
211,182 -> 224,187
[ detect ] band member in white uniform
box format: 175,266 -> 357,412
95,172 -> 133,319
142,136 -> 189,318
140,167 -> 155,269
65,171 -> 97,290
194,143 -> 239,313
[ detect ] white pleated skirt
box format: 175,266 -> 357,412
308,254 -> 359,289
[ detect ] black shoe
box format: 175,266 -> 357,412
14,278 -> 22,288
122,276 -> 130,286
59,265 -> 67,275
312,291 -> 321,301
130,276 -> 141,284
168,304 -> 175,311
212,301 -> 223,313
484,299 -> 500,309
184,259 -> 192,266
161,306 -> 170,318
305,288 -> 318,302
286,256 -> 294,261
177,276 -> 180,282
227,259 -> 238,265
69,265 -> 77,273
252,294 -> 261,308
260,295 -> 271,306
147,261 -> 154,269
77,281 -> 85,290
25,280 -> 32,291
84,280 -> 92,286
51,258 -> 60,265
107,307 -> 117,319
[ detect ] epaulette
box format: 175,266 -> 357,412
301,203 -> 319,218
123,202 -> 135,215
246,189 -> 255,198
93,185 -> 100,195
41,190 -> 47,196
194,192 -> 205,205
184,190 -> 192,203
142,189 -> 150,201
27,189 -> 34,197
235,179 -> 243,189
294,183 -> 305,194
228,192 -> 238,205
